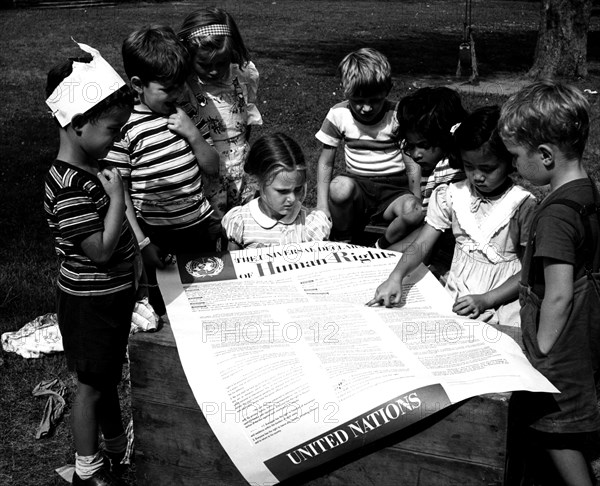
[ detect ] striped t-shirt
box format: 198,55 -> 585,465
44,161 -> 138,296
315,100 -> 404,176
420,158 -> 466,208
104,103 -> 213,229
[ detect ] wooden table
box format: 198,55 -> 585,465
129,322 -> 518,486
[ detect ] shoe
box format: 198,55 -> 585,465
72,467 -> 126,486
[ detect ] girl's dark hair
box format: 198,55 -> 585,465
46,57 -> 134,126
452,105 -> 514,171
244,133 -> 306,186
179,7 -> 250,68
397,86 -> 467,156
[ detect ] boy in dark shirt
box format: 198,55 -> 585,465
500,80 -> 600,486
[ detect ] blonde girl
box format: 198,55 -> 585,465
222,133 -> 332,250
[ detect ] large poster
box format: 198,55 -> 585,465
158,242 -> 556,485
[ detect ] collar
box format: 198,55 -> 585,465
470,178 -> 514,212
249,198 -> 303,228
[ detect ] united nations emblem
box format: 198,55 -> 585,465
185,257 -> 225,278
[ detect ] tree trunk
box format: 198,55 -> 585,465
528,0 -> 592,79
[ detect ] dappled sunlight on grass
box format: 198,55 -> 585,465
1,1 -> 599,485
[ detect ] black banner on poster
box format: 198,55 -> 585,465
264,383 -> 451,481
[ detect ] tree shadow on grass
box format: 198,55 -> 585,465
254,29 -> 539,80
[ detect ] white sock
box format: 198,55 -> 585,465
75,451 -> 104,479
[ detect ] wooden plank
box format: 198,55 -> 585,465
133,400 -> 503,486
129,324 -> 509,485
129,324 -> 198,409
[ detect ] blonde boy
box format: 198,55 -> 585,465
500,80 -> 600,486
315,48 -> 421,242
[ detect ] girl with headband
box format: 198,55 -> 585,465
179,7 -> 263,243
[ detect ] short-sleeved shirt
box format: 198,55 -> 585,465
104,102 -> 213,229
44,160 -> 138,296
315,100 -> 404,177
420,158 -> 465,208
184,62 -> 262,181
527,178 -> 600,297
222,198 -> 332,248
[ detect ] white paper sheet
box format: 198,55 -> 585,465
158,242 -> 557,485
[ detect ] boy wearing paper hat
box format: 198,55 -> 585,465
44,41 -> 138,486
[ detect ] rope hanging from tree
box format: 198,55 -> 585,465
456,0 -> 478,82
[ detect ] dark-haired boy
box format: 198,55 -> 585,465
104,25 -> 219,317
45,42 -> 138,485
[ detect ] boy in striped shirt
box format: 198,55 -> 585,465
105,25 -> 219,317
315,48 -> 422,243
44,42 -> 138,485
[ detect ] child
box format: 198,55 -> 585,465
315,47 -> 422,243
222,133 -> 332,249
104,25 -> 219,317
178,7 -> 262,220
368,106 -> 536,328
375,86 -> 468,250
500,81 -> 600,485
44,42 -> 137,485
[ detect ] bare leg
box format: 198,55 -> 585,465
380,195 -> 424,247
72,381 -> 101,456
329,176 -> 360,242
547,448 -> 594,486
98,386 -> 124,440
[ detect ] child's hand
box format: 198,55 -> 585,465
167,107 -> 198,141
366,277 -> 403,307
452,294 -> 490,319
142,242 -> 166,270
97,167 -> 124,200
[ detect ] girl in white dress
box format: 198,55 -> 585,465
368,106 -> 536,327
222,133 -> 332,250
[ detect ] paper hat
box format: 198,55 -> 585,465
46,40 -> 126,127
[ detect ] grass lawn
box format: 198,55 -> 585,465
1,1 -> 599,485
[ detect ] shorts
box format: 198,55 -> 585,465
57,287 -> 135,384
140,217 -> 217,255
346,173 -> 412,225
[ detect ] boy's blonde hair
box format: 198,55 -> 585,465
499,80 -> 590,159
338,48 -> 392,98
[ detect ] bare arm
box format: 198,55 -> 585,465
227,240 -> 242,251
453,272 -> 521,319
537,259 -> 573,355
122,184 -> 163,269
316,145 -> 336,216
366,223 -> 442,307
168,107 -> 219,176
403,153 -> 422,199
80,168 -> 127,264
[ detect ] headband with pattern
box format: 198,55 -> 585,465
183,24 -> 232,41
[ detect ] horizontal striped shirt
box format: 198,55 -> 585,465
420,158 -> 466,208
44,161 -> 138,296
315,100 -> 405,176
222,199 -> 332,248
104,103 -> 213,229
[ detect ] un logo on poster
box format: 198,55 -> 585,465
185,257 -> 225,278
